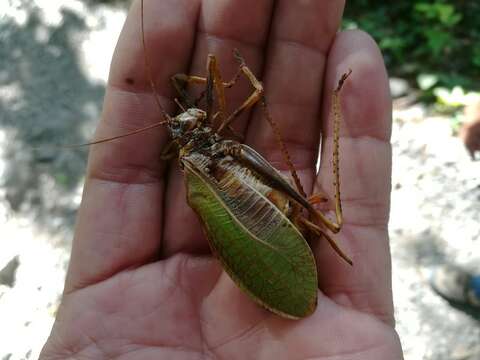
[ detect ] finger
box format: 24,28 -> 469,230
65,0 -> 201,293
162,0 -> 274,256
245,0 -> 345,194
313,30 -> 394,324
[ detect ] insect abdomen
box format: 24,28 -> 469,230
183,157 -> 318,319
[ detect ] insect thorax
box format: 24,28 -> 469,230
168,108 -> 207,140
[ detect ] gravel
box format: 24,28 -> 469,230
391,104 -> 480,360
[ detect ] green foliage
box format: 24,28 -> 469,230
343,1 -> 480,92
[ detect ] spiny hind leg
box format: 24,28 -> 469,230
315,70 -> 352,233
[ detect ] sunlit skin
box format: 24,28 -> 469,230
41,0 -> 403,359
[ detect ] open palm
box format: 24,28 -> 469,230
41,0 -> 403,359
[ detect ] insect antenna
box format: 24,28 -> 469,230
141,0 -> 171,123
53,120 -> 169,149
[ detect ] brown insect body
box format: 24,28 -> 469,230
167,107 -> 314,241
180,134 -> 319,318
161,90 -> 354,318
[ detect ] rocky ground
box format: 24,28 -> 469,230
1,1 -> 480,359
391,104 -> 480,360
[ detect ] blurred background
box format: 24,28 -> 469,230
1,0 -> 479,359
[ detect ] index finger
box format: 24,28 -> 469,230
65,0 -> 200,293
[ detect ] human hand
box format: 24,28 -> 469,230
41,0 -> 403,358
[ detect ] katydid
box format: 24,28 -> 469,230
82,0 -> 353,319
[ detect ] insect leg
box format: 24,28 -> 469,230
298,217 -> 352,266
209,54 -> 260,136
314,70 -> 352,234
174,66 -> 242,107
217,51 -> 264,134
206,54 -> 228,129
171,56 -> 242,128
222,141 -> 351,265
170,73 -> 202,109
308,193 -> 329,205
222,65 -> 243,89
221,50 -> 307,198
